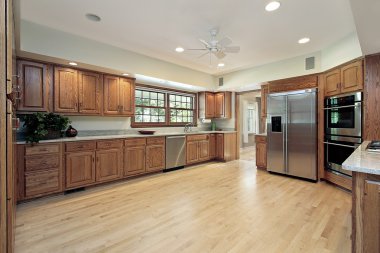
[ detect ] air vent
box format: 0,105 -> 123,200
219,77 -> 224,86
305,57 -> 315,70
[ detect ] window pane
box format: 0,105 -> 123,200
135,90 -> 142,98
158,100 -> 165,107
144,108 -> 150,115
152,108 -> 158,115
159,116 -> 165,122
135,97 -> 142,106
135,115 -> 142,122
158,93 -> 164,100
142,98 -> 150,106
143,91 -> 150,98
135,107 -> 143,114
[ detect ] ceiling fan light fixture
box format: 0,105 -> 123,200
122,73 -> 129,76
265,1 -> 281,12
175,47 -> 184,53
298,37 -> 310,44
85,13 -> 101,22
69,62 -> 78,66
218,63 -> 225,67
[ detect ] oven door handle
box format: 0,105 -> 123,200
323,141 -> 358,148
323,103 -> 361,110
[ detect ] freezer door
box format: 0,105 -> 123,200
286,92 -> 317,180
267,95 -> 286,174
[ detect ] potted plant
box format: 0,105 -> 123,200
23,112 -> 70,143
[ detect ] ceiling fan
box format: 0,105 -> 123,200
187,28 -> 240,65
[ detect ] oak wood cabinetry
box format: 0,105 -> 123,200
352,172 -> 380,253
216,134 -> 224,160
78,71 -> 102,114
209,134 -> 216,159
17,60 -> 51,112
104,75 -> 135,116
324,60 -> 363,97
124,138 -> 146,176
17,143 -> 63,200
260,85 -> 268,132
96,140 -> 123,182
255,135 -> 267,170
199,91 -> 232,119
54,67 -> 78,113
65,141 -> 96,189
146,137 -> 165,172
186,134 -> 210,164
215,133 -> 237,162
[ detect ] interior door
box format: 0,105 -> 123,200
287,91 -> 317,180
267,94 -> 286,174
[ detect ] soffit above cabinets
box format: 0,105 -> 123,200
18,0 -> 356,75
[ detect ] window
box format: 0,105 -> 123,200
247,109 -> 255,133
133,86 -> 196,127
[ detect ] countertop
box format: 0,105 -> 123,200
255,133 -> 267,137
342,141 -> 380,175
16,130 -> 237,144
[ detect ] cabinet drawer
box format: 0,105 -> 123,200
187,134 -> 209,142
146,137 -> 165,145
25,155 -> 60,172
25,144 -> 60,155
125,138 -> 146,147
66,141 -> 96,152
25,169 -> 62,198
97,140 -> 123,149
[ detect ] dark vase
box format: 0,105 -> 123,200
65,125 -> 78,137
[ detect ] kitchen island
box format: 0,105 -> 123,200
342,141 -> 380,253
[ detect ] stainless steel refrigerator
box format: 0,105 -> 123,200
267,88 -> 317,181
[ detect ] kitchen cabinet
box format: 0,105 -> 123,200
209,134 -> 216,159
17,60 -> 51,112
146,137 -> 165,172
216,133 -> 237,162
104,75 -> 135,116
324,60 -> 363,97
260,85 -> 268,132
352,172 -> 380,253
199,91 -> 232,119
216,134 -> 224,160
186,134 -> 210,164
54,67 -> 78,113
78,71 -> 102,114
96,140 -> 123,182
255,135 -> 267,170
17,143 -> 63,200
124,138 -> 146,176
66,151 -> 96,189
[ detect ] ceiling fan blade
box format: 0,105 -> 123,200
224,46 -> 240,53
219,37 -> 232,47
186,48 -> 208,51
213,51 -> 226,59
199,39 -> 210,48
197,52 -> 209,59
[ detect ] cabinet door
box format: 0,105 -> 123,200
54,67 -> 78,113
146,145 -> 165,172
78,71 -> 102,115
17,60 -> 49,112
103,75 -> 120,115
205,92 -> 215,118
24,169 -> 62,198
215,92 -> 225,118
341,61 -> 364,93
186,141 -> 199,164
119,78 -> 135,116
124,146 -> 146,176
216,134 -> 224,160
198,139 -> 210,161
66,151 -> 96,189
96,149 -> 122,182
363,179 -> 380,253
209,134 -> 216,159
324,69 -> 341,97
256,142 -> 267,168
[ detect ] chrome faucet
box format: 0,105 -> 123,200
184,122 -> 193,133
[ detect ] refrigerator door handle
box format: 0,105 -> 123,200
284,96 -> 288,173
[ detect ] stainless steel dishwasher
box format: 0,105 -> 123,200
165,135 -> 186,170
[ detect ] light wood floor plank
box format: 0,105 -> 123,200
15,147 -> 351,253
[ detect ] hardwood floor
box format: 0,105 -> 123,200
15,153 -> 351,253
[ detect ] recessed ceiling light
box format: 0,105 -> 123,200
298,37 -> 310,44
175,47 -> 184,53
122,73 -> 129,76
69,62 -> 78,66
85,13 -> 101,22
265,1 -> 281,12
218,63 -> 225,67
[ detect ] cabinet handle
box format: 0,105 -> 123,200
92,156 -> 95,162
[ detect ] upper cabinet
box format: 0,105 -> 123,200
78,71 -> 102,114
54,67 -> 78,113
17,60 -> 51,112
199,91 -> 232,119
104,75 -> 135,116
324,60 -> 363,97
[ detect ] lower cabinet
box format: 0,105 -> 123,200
186,141 -> 199,164
96,149 -> 123,183
216,134 -> 224,160
209,134 -> 216,159
146,138 -> 165,172
186,135 -> 210,164
66,151 -> 96,189
124,145 -> 146,176
255,135 -> 267,170
199,140 -> 210,161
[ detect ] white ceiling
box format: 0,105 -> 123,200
19,0 -> 356,75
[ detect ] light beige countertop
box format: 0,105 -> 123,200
16,131 -> 237,144
255,133 -> 267,137
342,141 -> 380,175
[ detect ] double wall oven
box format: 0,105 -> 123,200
324,92 -> 362,177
